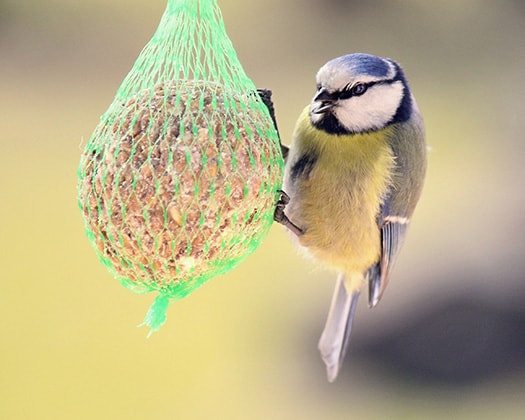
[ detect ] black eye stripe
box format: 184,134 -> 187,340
336,90 -> 353,100
333,80 -> 389,100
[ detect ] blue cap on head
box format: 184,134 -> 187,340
329,53 -> 392,78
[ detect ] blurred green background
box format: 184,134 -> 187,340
1,0 -> 525,419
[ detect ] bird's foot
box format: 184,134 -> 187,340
257,89 -> 288,160
274,190 -> 304,236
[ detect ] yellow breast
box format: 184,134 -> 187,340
285,108 -> 395,282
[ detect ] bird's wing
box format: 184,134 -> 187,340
368,216 -> 410,307
368,117 -> 426,307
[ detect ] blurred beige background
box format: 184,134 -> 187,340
1,1 -> 524,419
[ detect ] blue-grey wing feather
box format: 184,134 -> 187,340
368,219 -> 409,307
367,114 -> 426,307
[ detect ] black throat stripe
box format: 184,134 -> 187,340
290,153 -> 317,181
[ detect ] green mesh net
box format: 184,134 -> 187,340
77,0 -> 284,334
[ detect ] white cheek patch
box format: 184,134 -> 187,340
335,81 -> 404,132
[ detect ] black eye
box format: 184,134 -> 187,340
351,83 -> 367,96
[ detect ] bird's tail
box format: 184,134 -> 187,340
318,273 -> 361,382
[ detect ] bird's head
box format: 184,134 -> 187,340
310,53 -> 413,135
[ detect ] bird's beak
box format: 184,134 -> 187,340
311,88 -> 335,114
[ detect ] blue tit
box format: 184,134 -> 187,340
274,53 -> 427,382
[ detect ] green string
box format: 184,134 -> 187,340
140,294 -> 172,337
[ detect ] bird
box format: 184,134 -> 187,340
274,53 -> 427,382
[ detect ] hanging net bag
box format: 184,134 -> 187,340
77,0 -> 284,334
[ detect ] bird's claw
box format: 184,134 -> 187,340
257,89 -> 288,160
274,190 -> 304,236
